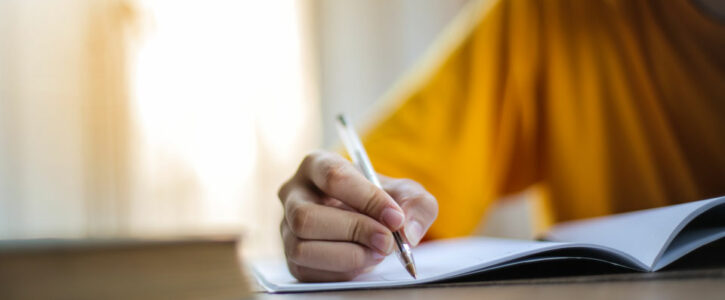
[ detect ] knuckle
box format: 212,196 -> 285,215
362,188 -> 385,214
289,240 -> 305,263
320,160 -> 348,190
302,151 -> 321,166
348,217 -> 364,242
277,179 -> 292,202
287,262 -> 310,282
280,219 -> 296,242
287,262 -> 303,280
303,150 -> 328,171
288,204 -> 312,234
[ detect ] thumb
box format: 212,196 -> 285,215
400,196 -> 438,246
379,176 -> 439,247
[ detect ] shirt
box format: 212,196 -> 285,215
362,0 -> 725,239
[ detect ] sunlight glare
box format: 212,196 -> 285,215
132,0 -> 307,227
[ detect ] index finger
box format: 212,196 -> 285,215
300,151 -> 405,230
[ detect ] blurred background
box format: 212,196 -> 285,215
0,0 -> 531,257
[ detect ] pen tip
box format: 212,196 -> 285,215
405,263 -> 417,279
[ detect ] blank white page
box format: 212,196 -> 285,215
252,237 -> 568,292
546,197 -> 725,269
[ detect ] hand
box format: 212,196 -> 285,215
278,150 -> 438,282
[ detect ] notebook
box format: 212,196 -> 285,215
252,196 -> 725,292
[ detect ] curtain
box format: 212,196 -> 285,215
0,0 -> 318,256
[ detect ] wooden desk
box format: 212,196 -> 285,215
253,268 -> 725,300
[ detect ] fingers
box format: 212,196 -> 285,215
281,221 -> 385,273
284,188 -> 395,254
300,151 -> 406,231
277,150 -> 439,282
286,262 -> 362,283
382,177 -> 439,246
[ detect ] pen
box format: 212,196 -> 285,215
335,113 -> 418,279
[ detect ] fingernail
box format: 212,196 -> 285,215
381,207 -> 405,229
372,251 -> 385,261
405,221 -> 424,246
371,233 -> 393,254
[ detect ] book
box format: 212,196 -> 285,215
252,196 -> 725,292
0,236 -> 251,299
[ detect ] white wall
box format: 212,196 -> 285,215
313,0 -> 470,147
0,0 -> 90,238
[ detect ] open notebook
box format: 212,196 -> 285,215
252,196 -> 725,292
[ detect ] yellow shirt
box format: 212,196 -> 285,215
362,0 -> 725,239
